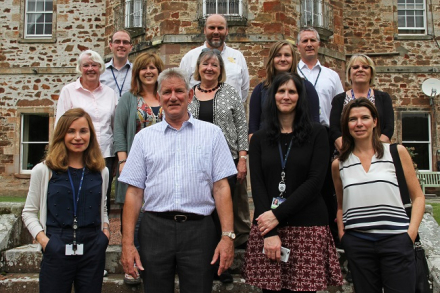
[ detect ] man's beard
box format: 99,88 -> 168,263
207,38 -> 224,49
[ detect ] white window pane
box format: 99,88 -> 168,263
415,16 -> 424,27
46,13 -> 52,22
27,23 -> 36,35
36,23 -> 44,34
398,15 -> 406,27
45,23 -> 52,34
28,0 -> 36,11
36,0 -> 44,11
45,0 -> 53,11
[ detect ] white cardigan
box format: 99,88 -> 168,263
22,162 -> 109,248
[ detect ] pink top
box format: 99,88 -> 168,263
55,78 -> 118,158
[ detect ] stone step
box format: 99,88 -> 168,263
2,244 -> 246,275
0,273 -> 353,293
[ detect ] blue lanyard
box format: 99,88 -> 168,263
110,66 -> 129,97
297,65 -> 322,88
278,137 -> 294,171
350,88 -> 371,101
67,167 -> 85,218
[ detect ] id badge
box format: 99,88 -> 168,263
271,197 -> 286,209
66,244 -> 84,255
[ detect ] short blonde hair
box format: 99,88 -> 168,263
76,50 -> 105,74
346,54 -> 376,86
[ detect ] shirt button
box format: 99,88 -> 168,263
89,206 -> 92,209
67,207 -> 70,210
54,204 -> 57,206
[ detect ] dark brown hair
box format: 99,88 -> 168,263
339,97 -> 383,161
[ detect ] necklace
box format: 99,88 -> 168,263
197,83 -> 221,93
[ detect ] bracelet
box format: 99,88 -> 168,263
118,159 -> 127,164
240,155 -> 247,160
103,227 -> 110,230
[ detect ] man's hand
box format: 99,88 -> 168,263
211,237 -> 234,276
121,243 -> 144,279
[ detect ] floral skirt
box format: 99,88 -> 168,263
243,225 -> 343,291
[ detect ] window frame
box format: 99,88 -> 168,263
20,113 -> 50,174
24,0 -> 54,39
202,0 -> 243,17
124,0 -> 143,28
401,111 -> 432,171
397,0 -> 427,35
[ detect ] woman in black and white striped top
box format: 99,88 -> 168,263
331,97 -> 425,293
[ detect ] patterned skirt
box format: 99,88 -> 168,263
243,225 -> 343,291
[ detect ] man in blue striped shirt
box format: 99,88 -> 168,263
119,68 -> 237,292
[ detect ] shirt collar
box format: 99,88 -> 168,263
105,58 -> 132,69
74,77 -> 103,92
298,59 -> 321,70
161,112 -> 195,132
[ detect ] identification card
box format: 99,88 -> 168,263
65,244 -> 84,255
271,197 -> 286,209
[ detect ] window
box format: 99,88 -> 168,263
20,114 -> 49,173
301,0 -> 333,29
398,0 -> 426,34
402,112 -> 431,170
125,0 -> 143,28
204,0 -> 240,15
25,0 -> 53,38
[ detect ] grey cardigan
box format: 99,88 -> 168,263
188,83 -> 249,159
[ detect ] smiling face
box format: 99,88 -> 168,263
64,117 -> 90,155
204,15 -> 228,49
199,56 -> 221,83
297,30 -> 320,62
348,106 -> 377,141
274,44 -> 294,73
139,62 -> 159,88
275,79 -> 299,115
349,59 -> 372,85
80,56 -> 101,84
109,31 -> 132,61
158,76 -> 193,124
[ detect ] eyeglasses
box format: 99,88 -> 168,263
113,40 -> 131,45
351,65 -> 371,70
201,48 -> 221,56
82,63 -> 100,69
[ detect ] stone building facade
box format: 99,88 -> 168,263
0,0 -> 439,182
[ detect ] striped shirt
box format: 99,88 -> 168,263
339,143 -> 409,237
118,114 -> 237,216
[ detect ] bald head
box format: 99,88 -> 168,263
204,14 -> 228,50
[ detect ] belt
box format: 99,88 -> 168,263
150,211 -> 206,223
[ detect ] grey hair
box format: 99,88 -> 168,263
157,68 -> 191,93
297,27 -> 321,44
76,50 -> 105,74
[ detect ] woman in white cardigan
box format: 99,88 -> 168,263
22,108 -> 109,293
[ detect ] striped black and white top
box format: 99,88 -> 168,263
339,143 -> 409,238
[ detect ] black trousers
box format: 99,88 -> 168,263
39,226 -> 108,293
139,211 -> 217,293
342,232 -> 416,293
105,157 -> 115,217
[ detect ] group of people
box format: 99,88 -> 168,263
21,12 -> 425,293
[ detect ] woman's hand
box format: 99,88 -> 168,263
263,235 -> 282,262
334,137 -> 343,153
236,159 -> 247,183
407,229 -> 417,243
103,226 -> 110,240
119,162 -> 125,174
36,231 -> 50,252
256,211 -> 279,236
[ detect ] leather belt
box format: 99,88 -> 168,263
150,211 -> 206,223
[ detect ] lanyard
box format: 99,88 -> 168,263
277,137 -> 294,197
110,66 -> 129,97
67,167 -> 85,250
297,65 -> 322,88
350,88 -> 371,101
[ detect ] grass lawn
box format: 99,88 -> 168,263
430,203 -> 440,225
0,196 -> 26,203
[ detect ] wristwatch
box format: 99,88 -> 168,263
239,155 -> 247,160
222,231 -> 236,240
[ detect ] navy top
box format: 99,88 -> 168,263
46,167 -> 103,228
248,79 -> 320,134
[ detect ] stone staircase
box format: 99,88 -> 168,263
1,243 -> 354,293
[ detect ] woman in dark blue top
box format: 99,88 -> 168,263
22,108 -> 109,293
248,40 -> 320,138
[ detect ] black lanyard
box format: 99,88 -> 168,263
297,65 -> 322,88
110,66 -> 129,97
67,167 -> 85,250
277,137 -> 294,197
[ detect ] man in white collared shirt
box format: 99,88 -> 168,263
100,30 -> 133,99
179,14 -> 250,102
296,27 -> 344,127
